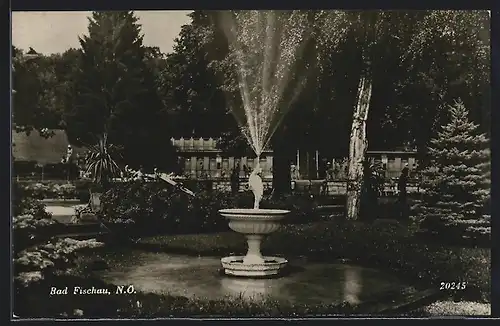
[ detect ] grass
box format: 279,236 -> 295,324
14,217 -> 491,318
135,219 -> 490,304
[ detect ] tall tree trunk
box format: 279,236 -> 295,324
272,143 -> 292,198
272,128 -> 292,198
346,71 -> 372,220
345,12 -> 377,221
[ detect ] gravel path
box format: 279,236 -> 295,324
420,301 -> 490,316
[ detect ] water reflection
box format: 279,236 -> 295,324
96,251 -> 408,307
343,265 -> 362,304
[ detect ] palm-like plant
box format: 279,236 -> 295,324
84,133 -> 122,190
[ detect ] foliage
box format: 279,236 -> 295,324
13,181 -> 104,287
359,160 -> 386,221
418,100 -> 490,242
233,192 -> 319,224
13,11 -> 490,156
12,47 -> 63,134
13,182 -> 53,218
83,133 -> 121,188
161,10 -> 490,198
159,11 -> 232,138
74,204 -> 95,219
99,180 -> 319,238
63,11 -> 178,171
312,10 -> 490,151
17,182 -> 77,200
15,179 -> 93,202
99,181 -> 232,236
396,10 -> 491,150
15,238 -> 103,286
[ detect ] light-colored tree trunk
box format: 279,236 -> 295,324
346,73 -> 372,220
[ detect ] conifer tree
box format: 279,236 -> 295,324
64,11 -> 177,171
419,100 -> 490,239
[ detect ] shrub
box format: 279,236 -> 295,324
14,179 -> 93,202
99,181 -> 233,237
15,181 -> 80,200
99,181 -> 319,238
13,181 -> 104,288
360,161 -> 386,221
13,160 -> 38,176
233,192 -> 319,224
13,182 -> 52,219
15,238 -> 104,287
418,101 -> 490,244
42,163 -> 79,180
74,179 -> 93,202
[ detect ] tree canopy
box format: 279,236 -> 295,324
63,11 -> 178,171
12,10 -> 490,179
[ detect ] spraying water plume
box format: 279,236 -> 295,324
217,10 -> 315,158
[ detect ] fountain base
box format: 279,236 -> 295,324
221,255 -> 288,277
219,208 -> 290,278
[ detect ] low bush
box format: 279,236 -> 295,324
13,181 -> 104,290
416,213 -> 491,248
13,160 -> 38,176
99,181 -> 319,238
99,181 -> 232,237
14,179 -> 93,202
13,182 -> 53,219
41,163 -> 80,180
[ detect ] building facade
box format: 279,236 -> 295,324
172,138 -> 419,181
11,130 -> 419,182
171,137 -> 274,179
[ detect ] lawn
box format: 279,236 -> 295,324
135,219 -> 490,304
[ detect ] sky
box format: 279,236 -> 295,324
12,11 -> 193,55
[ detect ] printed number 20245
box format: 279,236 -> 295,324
440,282 -> 467,290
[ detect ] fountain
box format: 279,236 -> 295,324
217,11 -> 314,277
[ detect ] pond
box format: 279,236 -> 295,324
93,250 -> 421,307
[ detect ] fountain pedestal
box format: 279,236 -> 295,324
219,208 -> 289,277
244,234 -> 265,265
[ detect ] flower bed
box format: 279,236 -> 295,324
15,180 -> 93,201
13,181 -> 105,313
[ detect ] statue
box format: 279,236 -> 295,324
248,162 -> 264,209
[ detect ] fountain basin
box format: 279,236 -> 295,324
219,208 -> 290,277
221,256 -> 288,277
